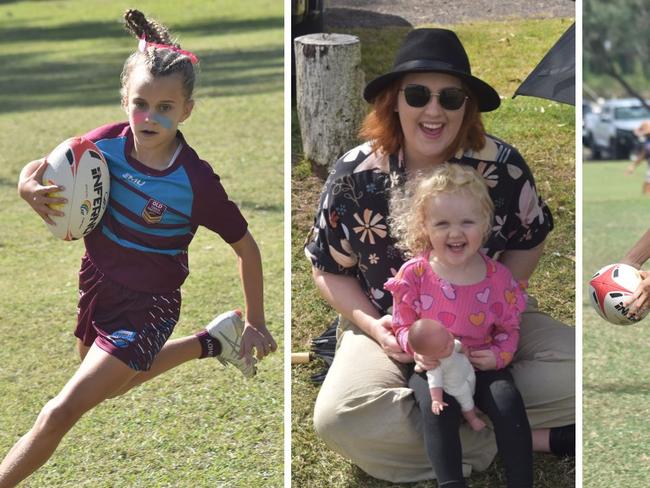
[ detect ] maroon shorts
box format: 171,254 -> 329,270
75,254 -> 181,371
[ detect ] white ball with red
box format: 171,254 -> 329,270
42,137 -> 110,241
589,263 -> 648,325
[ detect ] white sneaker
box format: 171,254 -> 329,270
205,310 -> 257,378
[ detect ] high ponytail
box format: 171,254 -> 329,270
124,8 -> 177,47
120,9 -> 197,101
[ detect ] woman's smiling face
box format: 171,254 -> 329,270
396,72 -> 466,168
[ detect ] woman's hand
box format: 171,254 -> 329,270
624,270 -> 650,317
413,353 -> 440,373
19,159 -> 66,225
469,349 -> 497,371
375,315 -> 413,363
240,321 -> 277,361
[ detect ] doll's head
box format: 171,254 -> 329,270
408,318 -> 455,359
389,163 -> 493,258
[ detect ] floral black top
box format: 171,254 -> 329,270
305,135 -> 554,316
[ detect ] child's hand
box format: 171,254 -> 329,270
19,159 -> 67,225
413,353 -> 440,373
431,400 -> 447,415
376,315 -> 413,363
469,349 -> 497,371
240,321 -> 277,362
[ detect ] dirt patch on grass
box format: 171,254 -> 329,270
292,175 -> 323,232
326,0 -> 575,29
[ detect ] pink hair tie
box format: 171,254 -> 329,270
138,35 -> 198,64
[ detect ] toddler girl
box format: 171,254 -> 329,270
385,163 -> 532,488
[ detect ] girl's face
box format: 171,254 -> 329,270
425,190 -> 487,269
124,66 -> 194,152
396,72 -> 466,168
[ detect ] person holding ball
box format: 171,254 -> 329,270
621,229 -> 650,318
1,9 -> 276,487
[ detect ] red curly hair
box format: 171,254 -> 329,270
359,77 -> 487,160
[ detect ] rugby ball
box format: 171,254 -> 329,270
42,137 -> 110,241
589,263 -> 648,325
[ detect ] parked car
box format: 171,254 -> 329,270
582,101 -> 601,148
292,0 -> 324,36
590,98 -> 650,160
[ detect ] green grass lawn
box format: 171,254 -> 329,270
583,160 -> 650,488
292,18 -> 575,487
0,1 -> 283,487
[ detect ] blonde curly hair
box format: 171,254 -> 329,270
389,163 -> 493,257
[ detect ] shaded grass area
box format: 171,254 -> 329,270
292,18 -> 575,487
0,1 -> 282,487
583,161 -> 650,488
0,1 -> 282,112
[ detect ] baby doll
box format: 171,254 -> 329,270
408,318 -> 486,431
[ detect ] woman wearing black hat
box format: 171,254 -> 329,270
304,28 -> 574,485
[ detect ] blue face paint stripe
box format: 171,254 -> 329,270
133,111 -> 174,130
149,112 -> 174,130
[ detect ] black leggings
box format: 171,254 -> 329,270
409,368 -> 532,488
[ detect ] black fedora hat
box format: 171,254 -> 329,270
363,28 -> 501,112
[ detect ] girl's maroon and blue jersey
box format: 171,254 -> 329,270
83,122 -> 247,293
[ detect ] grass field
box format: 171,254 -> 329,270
583,160 -> 650,488
0,1 -> 283,487
292,18 -> 576,487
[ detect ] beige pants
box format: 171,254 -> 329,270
312,297 -> 575,483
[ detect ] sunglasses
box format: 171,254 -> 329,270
400,84 -> 469,110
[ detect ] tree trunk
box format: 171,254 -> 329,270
294,33 -> 366,170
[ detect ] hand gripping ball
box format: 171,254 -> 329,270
589,263 -> 648,325
42,137 -> 110,241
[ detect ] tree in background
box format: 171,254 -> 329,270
584,0 -> 650,103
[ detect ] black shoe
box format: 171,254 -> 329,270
550,424 -> 575,458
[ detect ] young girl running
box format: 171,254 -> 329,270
384,163 -> 532,488
1,9 -> 276,487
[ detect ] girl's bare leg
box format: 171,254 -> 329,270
0,345 -> 137,488
77,336 -> 202,398
532,428 -> 551,452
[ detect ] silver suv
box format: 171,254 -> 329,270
590,98 -> 650,160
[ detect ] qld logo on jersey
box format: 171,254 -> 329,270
142,198 -> 167,224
